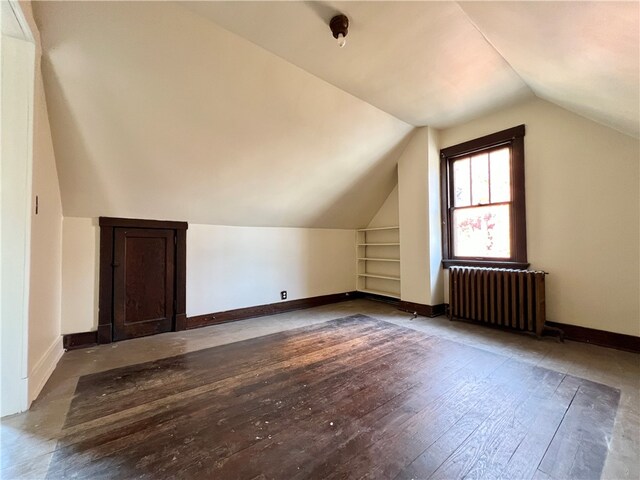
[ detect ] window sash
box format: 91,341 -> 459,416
450,145 -> 511,207
450,203 -> 512,260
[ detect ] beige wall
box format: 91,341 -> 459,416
367,185 -> 399,228
61,217 -> 99,334
440,97 -> 640,336
188,225 -> 355,317
1,1 -> 64,413
397,127 -> 444,306
1,34 -> 34,415
22,1 -> 64,405
54,102 -> 640,339
27,51 -> 64,402
398,128 -> 429,305
34,0 -> 412,229
426,128 -> 444,305
61,220 -> 356,332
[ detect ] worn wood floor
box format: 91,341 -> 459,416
46,314 -> 619,479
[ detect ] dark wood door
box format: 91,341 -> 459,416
113,228 -> 175,341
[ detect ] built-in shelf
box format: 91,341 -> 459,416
358,288 -> 401,299
357,258 -> 400,262
356,226 -> 399,232
356,225 -> 401,301
358,273 -> 400,281
356,243 -> 400,246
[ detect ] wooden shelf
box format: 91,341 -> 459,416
357,243 -> 400,246
357,258 -> 400,262
356,226 -> 399,232
358,273 -> 400,281
357,288 -> 401,299
356,225 -> 401,298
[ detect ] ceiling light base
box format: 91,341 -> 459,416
330,14 -> 349,40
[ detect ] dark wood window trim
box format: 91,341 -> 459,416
98,217 -> 188,344
440,125 -> 528,269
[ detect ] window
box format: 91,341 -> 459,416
440,125 -> 528,269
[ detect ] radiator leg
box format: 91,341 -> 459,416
447,305 -> 456,322
542,325 -> 565,342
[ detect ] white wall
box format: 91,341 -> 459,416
440,97 -> 640,336
61,217 -> 99,334
187,225 -> 355,316
397,127 -> 443,306
27,52 -> 64,403
1,0 -> 63,414
61,220 -> 356,332
22,0 -> 64,404
367,185 -> 399,228
426,128 -> 444,305
398,128 -> 429,305
1,34 -> 34,416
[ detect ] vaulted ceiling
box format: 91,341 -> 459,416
33,1 -> 639,228
184,1 -> 533,129
34,1 -> 413,228
187,1 -> 638,137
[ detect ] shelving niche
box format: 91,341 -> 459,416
356,226 -> 400,299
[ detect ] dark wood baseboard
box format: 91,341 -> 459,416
62,292 -> 359,350
546,321 -> 640,353
63,331 -> 98,350
63,299 -> 638,354
187,291 -> 359,329
357,291 -> 400,306
398,300 -> 446,318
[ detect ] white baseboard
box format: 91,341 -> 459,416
28,336 -> 64,404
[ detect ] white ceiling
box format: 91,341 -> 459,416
183,1 -> 534,129
459,1 -> 639,138
184,1 -> 639,137
2,0 -> 33,41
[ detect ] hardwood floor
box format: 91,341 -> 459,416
44,314 -> 619,479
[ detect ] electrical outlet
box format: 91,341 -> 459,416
281,291 -> 287,300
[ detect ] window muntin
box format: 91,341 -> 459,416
440,125 -> 527,269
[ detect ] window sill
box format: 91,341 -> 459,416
442,259 -> 530,270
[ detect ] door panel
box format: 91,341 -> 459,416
113,228 -> 175,341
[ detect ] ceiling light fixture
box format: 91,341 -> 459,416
330,14 -> 349,48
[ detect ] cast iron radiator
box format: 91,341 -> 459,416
448,266 -> 547,336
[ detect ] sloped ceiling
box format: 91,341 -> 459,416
33,1 -> 413,228
34,1 -> 639,229
186,1 -> 639,137
459,1 -> 639,138
184,1 -> 534,128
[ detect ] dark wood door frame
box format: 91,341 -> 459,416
98,217 -> 188,344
